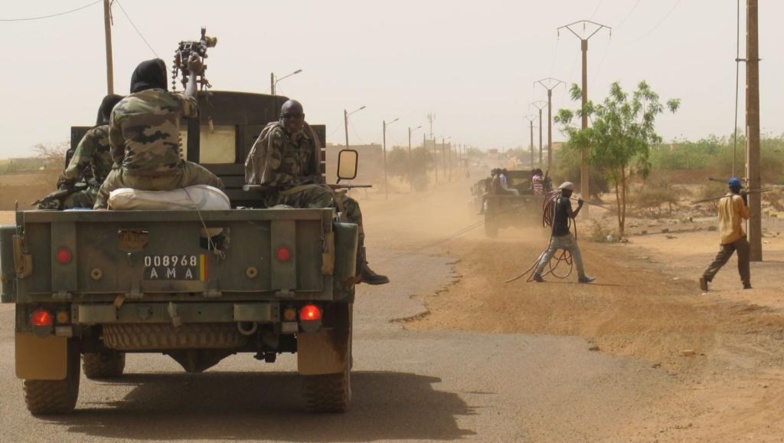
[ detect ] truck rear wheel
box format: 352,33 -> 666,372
24,340 -> 80,415
83,351 -> 126,379
303,304 -> 352,413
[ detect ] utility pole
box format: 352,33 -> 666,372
427,113 -> 436,183
746,0 -> 762,261
531,101 -> 547,166
558,20 -> 611,214
343,109 -> 349,149
270,73 -> 276,96
434,135 -> 439,184
524,115 -> 536,168
535,78 -> 565,170
103,0 -> 114,94
344,105 -> 366,150
382,118 -> 399,200
408,126 -> 421,191
447,139 -> 453,182
442,136 -> 447,179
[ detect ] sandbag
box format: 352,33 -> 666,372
108,185 -> 230,211
108,185 -> 230,237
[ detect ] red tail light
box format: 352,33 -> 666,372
276,246 -> 292,263
31,309 -> 53,327
55,247 -> 72,265
299,305 -> 322,322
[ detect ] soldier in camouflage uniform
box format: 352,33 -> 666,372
36,94 -> 123,209
94,56 -> 222,209
245,99 -> 389,285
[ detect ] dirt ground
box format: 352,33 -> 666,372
357,172 -> 784,442
2,171 -> 783,441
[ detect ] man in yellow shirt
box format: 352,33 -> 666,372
699,177 -> 751,291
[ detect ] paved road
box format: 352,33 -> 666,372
0,249 -> 677,442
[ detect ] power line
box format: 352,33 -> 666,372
630,0 -> 683,43
114,0 -> 158,58
0,0 -> 102,22
589,0 -> 603,20
614,0 -> 643,30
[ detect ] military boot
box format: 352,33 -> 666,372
357,245 -> 389,285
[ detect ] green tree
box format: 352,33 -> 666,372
555,81 -> 680,238
385,146 -> 434,191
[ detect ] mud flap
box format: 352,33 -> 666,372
297,328 -> 348,376
16,333 -> 68,380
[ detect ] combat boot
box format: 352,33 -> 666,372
360,263 -> 390,285
356,244 -> 389,285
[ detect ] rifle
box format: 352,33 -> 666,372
31,182 -> 87,208
690,188 -> 770,205
328,184 -> 372,190
242,183 -> 372,193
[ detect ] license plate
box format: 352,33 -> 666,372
143,254 -> 206,280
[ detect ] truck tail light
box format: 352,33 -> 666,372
31,309 -> 53,327
276,246 -> 291,263
299,305 -> 321,321
299,304 -> 322,333
299,304 -> 322,322
55,247 -> 72,265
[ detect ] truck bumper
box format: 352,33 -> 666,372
75,302 -> 279,324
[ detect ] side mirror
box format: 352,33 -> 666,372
336,149 -> 358,183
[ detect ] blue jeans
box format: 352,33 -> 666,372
535,233 -> 587,279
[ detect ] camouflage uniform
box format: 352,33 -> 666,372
246,122 -> 362,228
50,125 -> 113,209
246,121 -> 386,284
95,89 -> 222,209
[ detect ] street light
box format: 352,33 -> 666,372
382,118 -> 399,200
440,136 -> 452,181
344,105 -> 366,149
270,69 -> 303,95
408,126 -> 422,191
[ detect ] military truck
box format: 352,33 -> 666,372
0,90 -> 361,415
483,169 -> 550,237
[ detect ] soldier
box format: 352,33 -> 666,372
245,99 -> 389,285
94,56 -> 222,209
37,94 -> 123,209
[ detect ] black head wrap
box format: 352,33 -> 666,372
130,59 -> 168,93
95,94 -> 124,126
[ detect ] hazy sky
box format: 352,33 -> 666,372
1,0 -> 782,159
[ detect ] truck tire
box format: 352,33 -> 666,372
303,304 -> 352,413
103,323 -> 247,351
24,340 -> 80,415
83,351 -> 125,379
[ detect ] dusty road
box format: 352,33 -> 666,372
1,173 -> 784,442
